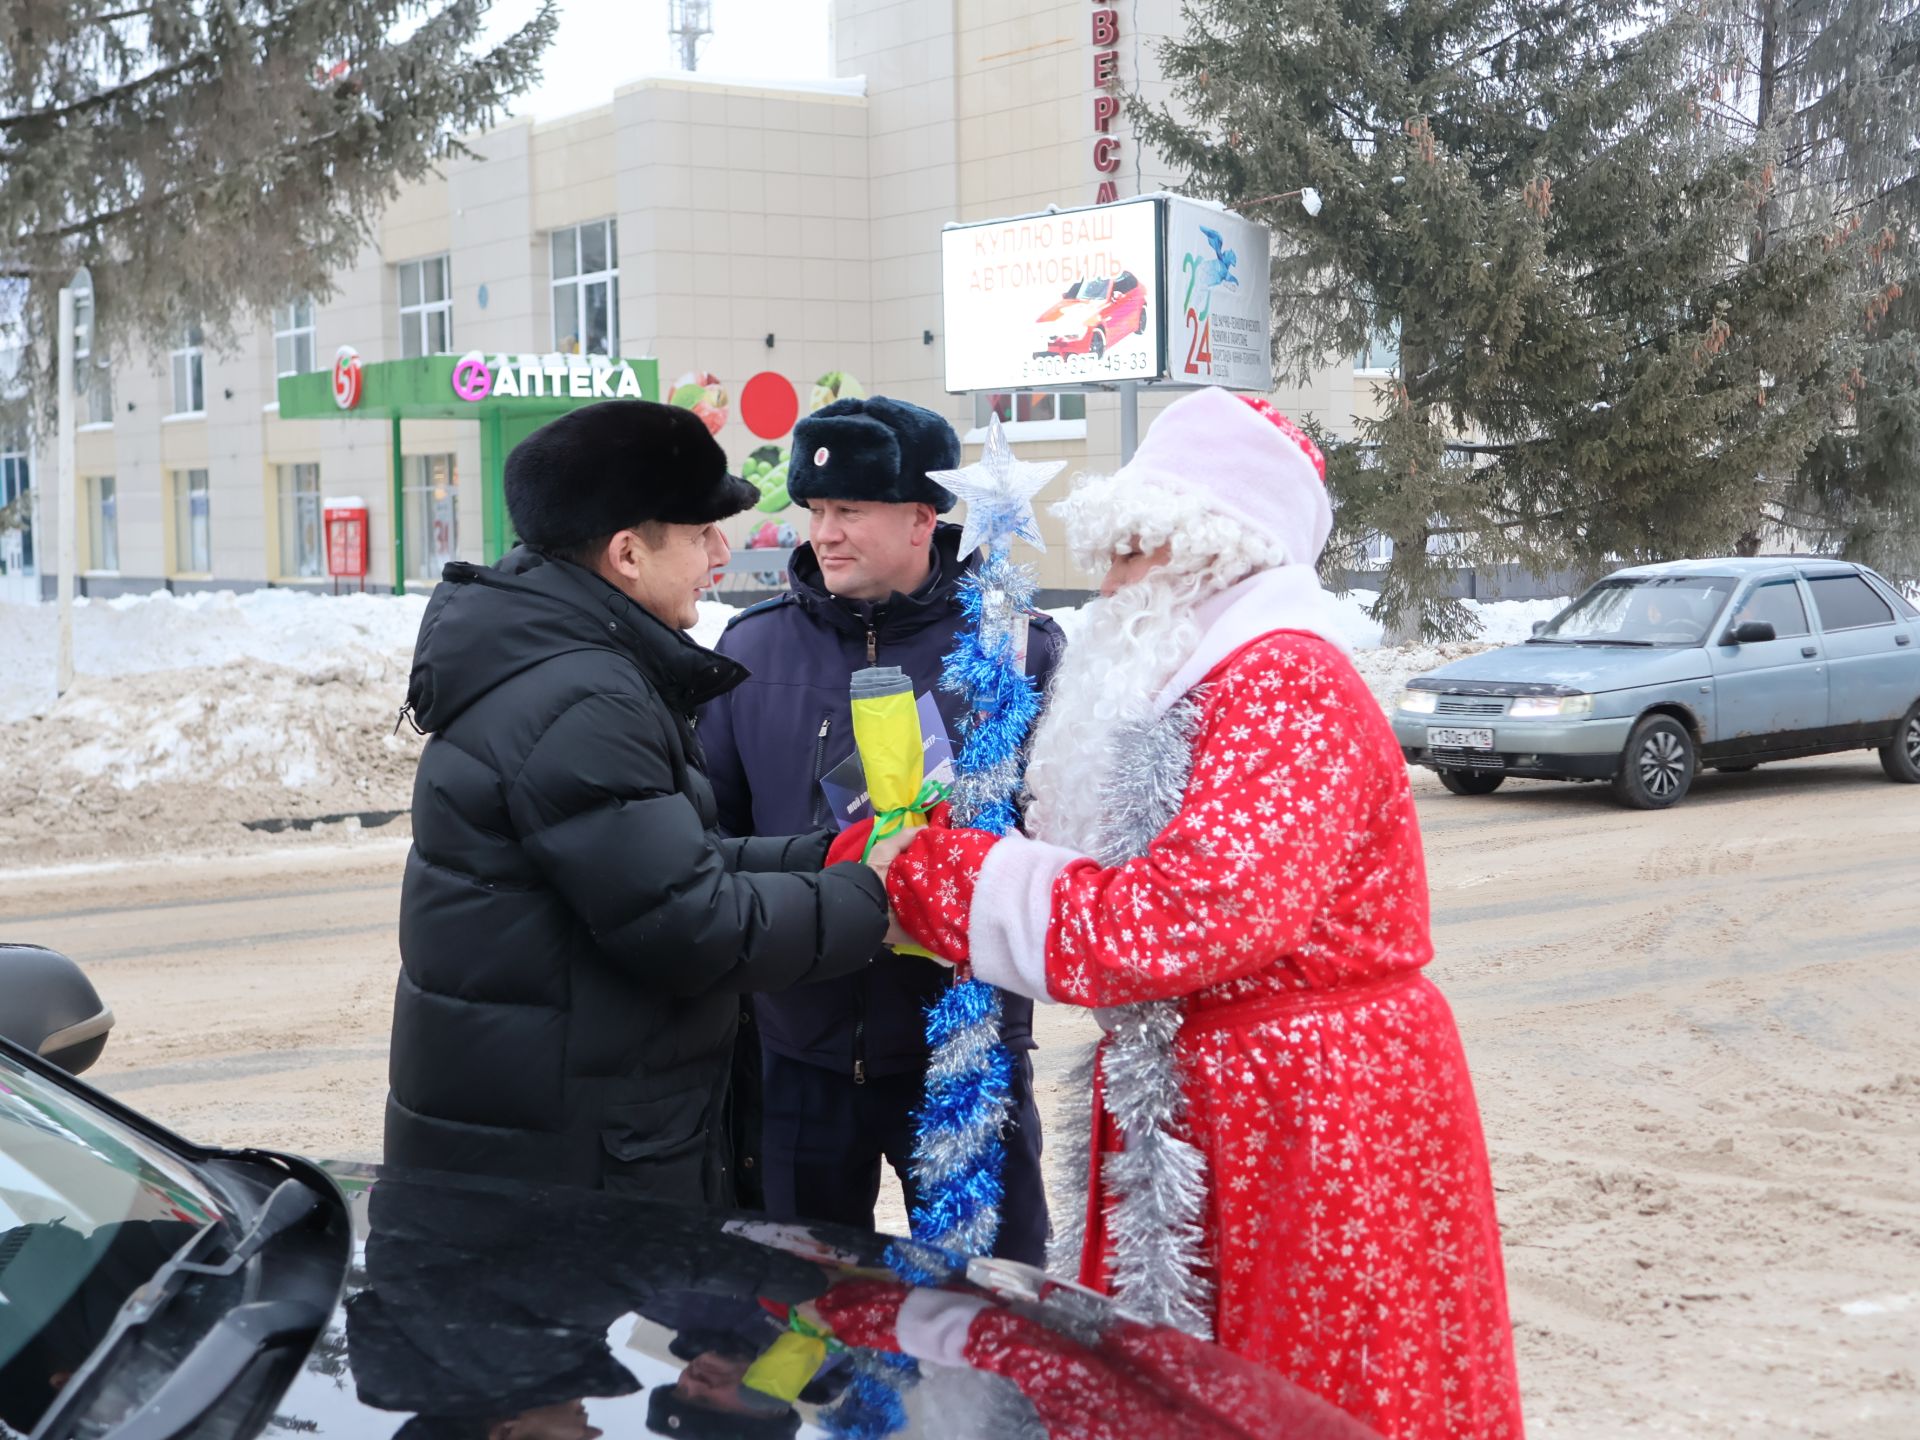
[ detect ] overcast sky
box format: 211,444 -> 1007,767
482,0 -> 837,122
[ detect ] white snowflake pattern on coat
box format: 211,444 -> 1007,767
888,631 -> 1525,1439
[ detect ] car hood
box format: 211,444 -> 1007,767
1410,641 -> 1713,695
264,1158 -> 1374,1440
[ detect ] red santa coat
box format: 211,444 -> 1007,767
814,1278 -> 1380,1440
886,629 -> 1526,1440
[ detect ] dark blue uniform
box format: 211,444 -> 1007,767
698,524 -> 1064,1263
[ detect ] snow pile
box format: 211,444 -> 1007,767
1347,593 -> 1569,706
0,588 -> 432,724
0,590 -> 744,856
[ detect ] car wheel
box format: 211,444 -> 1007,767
1136,307 -> 1147,335
1611,715 -> 1696,809
1439,771 -> 1505,796
1880,701 -> 1920,783
1090,330 -> 1106,359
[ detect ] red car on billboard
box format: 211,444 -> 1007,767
1033,272 -> 1149,359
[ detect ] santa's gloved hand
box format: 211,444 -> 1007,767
825,818 -> 875,868
812,1279 -> 912,1351
883,826 -> 1000,969
814,1280 -> 993,1369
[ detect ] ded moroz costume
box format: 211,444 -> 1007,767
881,387 -> 1525,1439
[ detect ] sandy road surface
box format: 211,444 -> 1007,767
3,758 -> 1917,1437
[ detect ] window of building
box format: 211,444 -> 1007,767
170,325 -> 205,414
82,362 -> 115,427
1,443 -> 31,572
1355,317 -> 1400,376
402,454 -> 459,580
274,300 -> 317,378
1733,579 -> 1811,637
172,468 -> 211,573
1808,572 -> 1895,631
551,220 -> 619,356
968,391 -> 1087,442
276,463 -> 324,579
398,256 -> 453,358
86,475 -> 118,571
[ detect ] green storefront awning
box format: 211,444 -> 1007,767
277,353 -> 661,420
276,353 -> 662,588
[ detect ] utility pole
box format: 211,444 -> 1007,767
57,267 -> 91,697
669,0 -> 712,72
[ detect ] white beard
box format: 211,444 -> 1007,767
1022,568 -> 1213,855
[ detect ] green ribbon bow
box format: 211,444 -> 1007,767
862,777 -> 951,861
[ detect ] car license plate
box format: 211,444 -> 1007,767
1429,726 -> 1495,750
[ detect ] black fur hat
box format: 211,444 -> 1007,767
505,400 -> 757,551
787,397 -> 960,513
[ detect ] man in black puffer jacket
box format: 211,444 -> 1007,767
386,399 -> 890,1205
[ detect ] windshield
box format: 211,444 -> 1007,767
1537,575 -> 1735,646
1069,278 -> 1109,301
0,1050 -> 230,1434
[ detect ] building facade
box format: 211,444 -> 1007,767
11,0 -> 1389,601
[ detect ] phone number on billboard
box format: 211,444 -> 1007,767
1018,347 -> 1157,386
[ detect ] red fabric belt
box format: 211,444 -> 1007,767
1180,968 -> 1428,1034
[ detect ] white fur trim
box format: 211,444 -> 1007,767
966,833 -> 1080,1003
1153,565 -> 1355,715
896,1289 -> 990,1367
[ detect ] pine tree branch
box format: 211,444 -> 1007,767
0,50 -> 215,130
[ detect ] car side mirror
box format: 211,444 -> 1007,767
1728,620 -> 1777,645
0,944 -> 113,1074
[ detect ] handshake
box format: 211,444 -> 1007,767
823,803 -> 952,956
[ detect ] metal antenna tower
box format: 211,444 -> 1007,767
668,0 -> 712,72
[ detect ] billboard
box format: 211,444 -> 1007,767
940,198 -> 1163,392
1161,198 -> 1274,392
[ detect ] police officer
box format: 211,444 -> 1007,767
698,397 -> 1063,1264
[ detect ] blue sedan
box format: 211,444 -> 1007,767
1390,558 -> 1920,808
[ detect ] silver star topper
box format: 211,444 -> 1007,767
928,413 -> 1066,560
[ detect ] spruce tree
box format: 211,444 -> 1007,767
1703,0 -> 1920,581
1139,0 -> 1862,635
0,0 -> 557,423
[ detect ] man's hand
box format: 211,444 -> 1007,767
864,826 -> 915,881
865,828 -> 922,953
883,906 -> 921,952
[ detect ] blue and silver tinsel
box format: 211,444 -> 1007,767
820,1351 -> 920,1439
905,416 -> 1064,1258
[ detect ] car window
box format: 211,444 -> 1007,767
1732,580 -> 1810,638
1868,575 -> 1918,619
1537,575 -> 1735,645
1114,273 -> 1138,294
1808,573 -> 1895,631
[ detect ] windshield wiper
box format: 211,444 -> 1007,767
1543,637 -> 1656,646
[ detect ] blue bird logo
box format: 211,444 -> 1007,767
1197,226 -> 1240,295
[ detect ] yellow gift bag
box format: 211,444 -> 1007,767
849,666 -> 945,959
